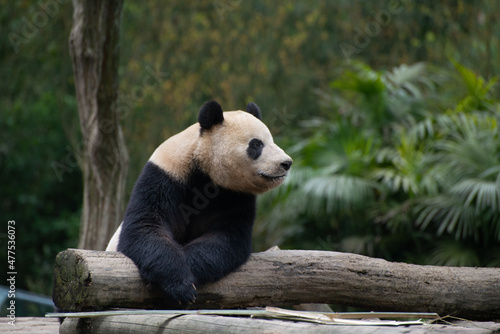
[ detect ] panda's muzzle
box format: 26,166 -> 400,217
258,159 -> 293,181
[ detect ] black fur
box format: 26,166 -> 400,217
198,100 -> 224,130
247,138 -> 264,160
118,162 -> 255,306
246,102 -> 261,119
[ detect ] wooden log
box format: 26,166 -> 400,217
53,249 -> 500,320
58,313 -> 500,334
59,314 -> 336,334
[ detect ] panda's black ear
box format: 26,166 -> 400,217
246,102 -> 261,120
198,100 -> 224,130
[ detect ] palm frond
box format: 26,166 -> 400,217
415,195 -> 490,241
383,63 -> 427,95
451,179 -> 500,213
428,241 -> 479,267
301,174 -> 379,214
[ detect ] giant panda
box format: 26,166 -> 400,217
106,100 -> 292,306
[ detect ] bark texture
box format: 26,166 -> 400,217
69,0 -> 128,250
53,249 -> 500,320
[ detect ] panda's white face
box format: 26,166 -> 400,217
195,111 -> 292,194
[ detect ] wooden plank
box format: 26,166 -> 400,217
2,317 -> 59,334
53,249 -> 500,320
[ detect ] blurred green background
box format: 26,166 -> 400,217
1,0 -> 499,303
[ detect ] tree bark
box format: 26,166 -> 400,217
69,0 -> 128,250
53,249 -> 500,321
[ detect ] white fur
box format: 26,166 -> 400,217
105,223 -> 122,251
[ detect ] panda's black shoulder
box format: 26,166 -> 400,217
187,168 -> 256,220
135,161 -> 182,194
137,161 -> 172,186
124,161 -> 185,218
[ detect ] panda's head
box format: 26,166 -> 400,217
194,100 -> 292,194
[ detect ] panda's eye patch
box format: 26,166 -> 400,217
247,139 -> 264,160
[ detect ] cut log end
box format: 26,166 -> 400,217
53,250 -> 91,311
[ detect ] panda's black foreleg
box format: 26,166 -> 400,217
118,225 -> 197,306
184,220 -> 253,285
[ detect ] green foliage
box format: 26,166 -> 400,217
0,0 -> 80,295
257,61 -> 500,267
414,112 -> 500,244
451,59 -> 498,112
0,93 -> 81,293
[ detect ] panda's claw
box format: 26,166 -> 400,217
160,279 -> 198,307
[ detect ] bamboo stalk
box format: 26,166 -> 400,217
47,308 -> 439,320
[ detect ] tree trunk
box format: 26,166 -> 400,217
68,0 -> 128,250
53,249 -> 500,321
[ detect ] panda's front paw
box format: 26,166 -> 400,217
162,280 -> 197,307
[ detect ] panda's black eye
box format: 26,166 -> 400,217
247,139 -> 264,160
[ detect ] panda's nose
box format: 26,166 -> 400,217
281,160 -> 293,171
